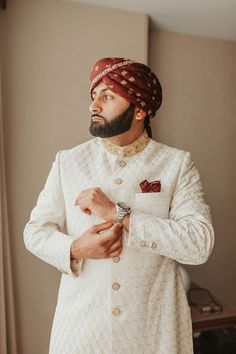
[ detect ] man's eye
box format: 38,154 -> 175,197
104,95 -> 113,100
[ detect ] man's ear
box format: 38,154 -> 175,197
134,107 -> 146,121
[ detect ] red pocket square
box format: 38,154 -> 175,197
139,180 -> 161,193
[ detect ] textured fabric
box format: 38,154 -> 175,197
101,129 -> 149,157
23,135 -> 214,354
89,57 -> 162,118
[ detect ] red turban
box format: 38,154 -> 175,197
89,57 -> 162,118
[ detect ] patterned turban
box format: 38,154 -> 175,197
89,57 -> 162,118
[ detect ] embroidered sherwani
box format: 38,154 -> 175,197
24,131 -> 214,354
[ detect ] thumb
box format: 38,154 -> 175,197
92,220 -> 114,234
100,223 -> 123,243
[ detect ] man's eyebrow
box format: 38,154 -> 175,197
91,88 -> 110,96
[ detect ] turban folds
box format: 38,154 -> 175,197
89,57 -> 162,118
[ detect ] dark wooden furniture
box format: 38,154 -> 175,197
189,286 -> 236,333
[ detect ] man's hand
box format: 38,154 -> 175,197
75,187 -> 116,221
70,221 -> 123,260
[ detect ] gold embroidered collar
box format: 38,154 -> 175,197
100,130 -> 149,157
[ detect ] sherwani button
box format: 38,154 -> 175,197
115,178 -> 123,185
151,242 -> 157,249
119,160 -> 126,167
140,240 -> 146,247
112,307 -> 121,316
146,241 -> 153,248
112,282 -> 120,290
113,256 -> 120,263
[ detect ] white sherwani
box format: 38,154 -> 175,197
24,130 -> 214,354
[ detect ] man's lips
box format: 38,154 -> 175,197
91,116 -> 104,122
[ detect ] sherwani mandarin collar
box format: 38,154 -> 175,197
99,129 -> 149,157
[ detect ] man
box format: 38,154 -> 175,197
24,57 -> 214,354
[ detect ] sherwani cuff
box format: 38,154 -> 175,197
70,258 -> 84,277
126,211 -> 159,252
24,222 -> 82,278
54,234 -> 83,278
126,209 -> 214,265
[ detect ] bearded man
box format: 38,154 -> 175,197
24,57 -> 214,354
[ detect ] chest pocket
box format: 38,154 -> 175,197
134,192 -> 171,219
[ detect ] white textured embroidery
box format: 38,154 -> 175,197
23,136 -> 214,354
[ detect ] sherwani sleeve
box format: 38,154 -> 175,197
23,151 -> 83,278
127,151 -> 215,265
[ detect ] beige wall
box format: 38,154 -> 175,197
149,30 -> 236,306
1,1 -> 148,353
2,0 -> 236,352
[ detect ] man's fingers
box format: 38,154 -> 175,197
100,223 -> 122,243
104,227 -> 123,248
91,220 -> 114,234
74,193 -> 84,206
107,238 -> 122,253
83,208 -> 92,215
108,249 -> 122,258
74,187 -> 102,205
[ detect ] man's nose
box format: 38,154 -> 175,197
89,97 -> 102,113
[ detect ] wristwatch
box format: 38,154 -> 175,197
113,202 -> 131,224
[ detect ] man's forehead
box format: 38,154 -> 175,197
91,82 -> 113,95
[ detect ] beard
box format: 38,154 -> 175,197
89,104 -> 135,138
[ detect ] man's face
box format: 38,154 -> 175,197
89,81 -> 135,138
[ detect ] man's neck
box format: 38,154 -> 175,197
103,127 -> 145,147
